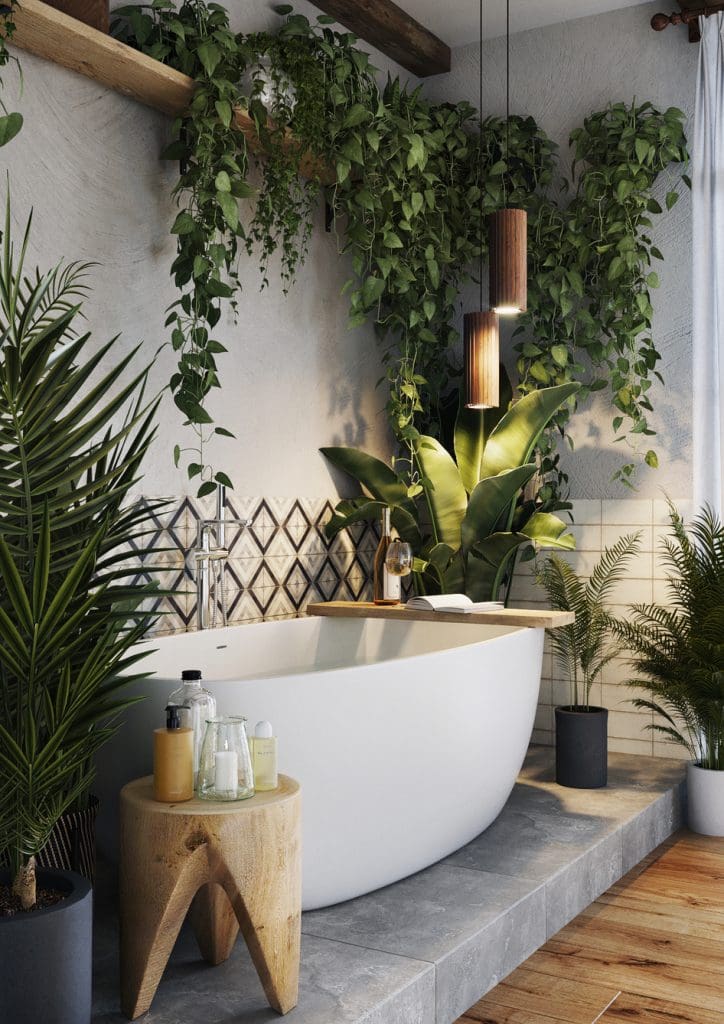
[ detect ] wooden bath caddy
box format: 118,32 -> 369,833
307,601 -> 574,629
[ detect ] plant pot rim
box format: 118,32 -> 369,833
687,761 -> 724,775
0,868 -> 91,924
555,705 -> 608,715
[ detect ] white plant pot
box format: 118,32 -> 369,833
687,762 -> 724,836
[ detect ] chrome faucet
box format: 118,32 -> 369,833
194,484 -> 252,630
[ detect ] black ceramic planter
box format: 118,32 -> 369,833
0,868 -> 92,1024
555,705 -> 608,789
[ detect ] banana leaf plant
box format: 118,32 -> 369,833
322,377 -> 580,601
0,198 -> 165,910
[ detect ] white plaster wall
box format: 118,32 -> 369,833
425,1 -> 698,500
0,0 -> 415,499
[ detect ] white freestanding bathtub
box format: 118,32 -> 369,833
95,615 -> 544,909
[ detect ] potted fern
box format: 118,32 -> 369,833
0,200 -> 163,1024
614,505 -> 724,835
536,535 -> 640,788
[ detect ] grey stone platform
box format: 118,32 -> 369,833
92,747 -> 686,1024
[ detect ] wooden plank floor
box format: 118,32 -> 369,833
457,830 -> 724,1024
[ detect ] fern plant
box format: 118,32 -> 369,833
613,504 -> 724,770
536,534 -> 641,709
0,198 -> 164,909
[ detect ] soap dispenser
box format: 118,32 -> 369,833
252,721 -> 278,791
153,705 -> 194,802
168,669 -> 216,785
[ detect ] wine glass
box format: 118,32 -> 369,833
385,539 -> 413,578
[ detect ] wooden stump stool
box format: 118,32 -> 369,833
119,775 -> 301,1020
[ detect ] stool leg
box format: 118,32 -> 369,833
189,882 -> 240,965
120,847 -> 208,1020
217,851 -> 301,1014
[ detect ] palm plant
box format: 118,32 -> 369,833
0,199 -> 165,909
536,535 -> 641,709
322,378 -> 580,601
613,504 -> 724,770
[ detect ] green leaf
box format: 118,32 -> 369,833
197,40 -> 221,76
215,100 -> 232,128
0,112 -> 23,148
481,383 -> 581,480
551,344 -> 569,368
461,465 -> 538,554
319,447 -> 414,511
415,436 -> 467,549
215,170 -> 232,193
216,191 -> 239,231
521,512 -> 575,550
665,190 -> 679,210
645,449 -> 659,469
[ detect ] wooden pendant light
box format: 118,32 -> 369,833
464,0 -> 500,410
489,0 -> 527,316
464,311 -> 499,408
489,207 -> 527,314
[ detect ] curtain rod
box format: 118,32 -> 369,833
651,5 -> 724,31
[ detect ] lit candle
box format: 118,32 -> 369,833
214,750 -> 238,795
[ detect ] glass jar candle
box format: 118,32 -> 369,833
198,717 -> 255,801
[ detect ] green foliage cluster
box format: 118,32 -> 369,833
322,376 -> 579,602
0,201 -> 163,896
613,504 -> 724,770
116,0 -> 687,499
519,102 -> 689,494
536,534 -> 641,709
0,1 -> 22,147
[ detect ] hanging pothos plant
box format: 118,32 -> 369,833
0,0 -> 23,146
518,101 -> 689,495
115,0 -> 687,501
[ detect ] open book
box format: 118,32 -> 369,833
406,595 -> 505,614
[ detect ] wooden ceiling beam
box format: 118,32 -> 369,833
307,0 -> 450,77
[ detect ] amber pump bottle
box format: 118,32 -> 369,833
373,506 -> 401,605
153,704 -> 194,802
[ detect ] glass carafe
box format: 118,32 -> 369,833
198,717 -> 255,801
168,671 -> 216,786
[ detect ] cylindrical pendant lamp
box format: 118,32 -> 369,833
489,207 -> 527,315
464,311 -> 499,408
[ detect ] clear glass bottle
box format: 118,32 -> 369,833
198,717 -> 255,801
168,670 -> 217,786
373,507 -> 401,605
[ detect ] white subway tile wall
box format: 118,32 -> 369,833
509,497 -> 691,761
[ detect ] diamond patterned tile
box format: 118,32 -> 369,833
132,494 -> 377,635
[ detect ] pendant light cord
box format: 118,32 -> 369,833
504,0 -> 510,205
479,0 -> 484,308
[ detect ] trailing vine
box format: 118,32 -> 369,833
518,101 -> 689,495
115,0 -> 687,500
0,1 -> 22,147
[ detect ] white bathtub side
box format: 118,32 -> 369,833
95,619 -> 543,909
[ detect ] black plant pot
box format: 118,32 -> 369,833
555,706 -> 608,789
37,795 -> 99,880
0,868 -> 92,1024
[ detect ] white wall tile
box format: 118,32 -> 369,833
569,499 -> 602,524
602,499 -> 653,526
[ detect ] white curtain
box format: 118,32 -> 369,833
693,13 -> 724,518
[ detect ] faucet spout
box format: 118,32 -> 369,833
194,483 -> 252,630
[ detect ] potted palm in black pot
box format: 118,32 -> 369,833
0,200 -> 164,1024
537,535 -> 640,788
614,504 -> 724,835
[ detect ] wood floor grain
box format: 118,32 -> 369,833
457,830 -> 724,1024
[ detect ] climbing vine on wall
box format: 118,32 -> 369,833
115,0 -> 687,499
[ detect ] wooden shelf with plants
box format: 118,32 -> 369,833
8,0 -> 330,181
